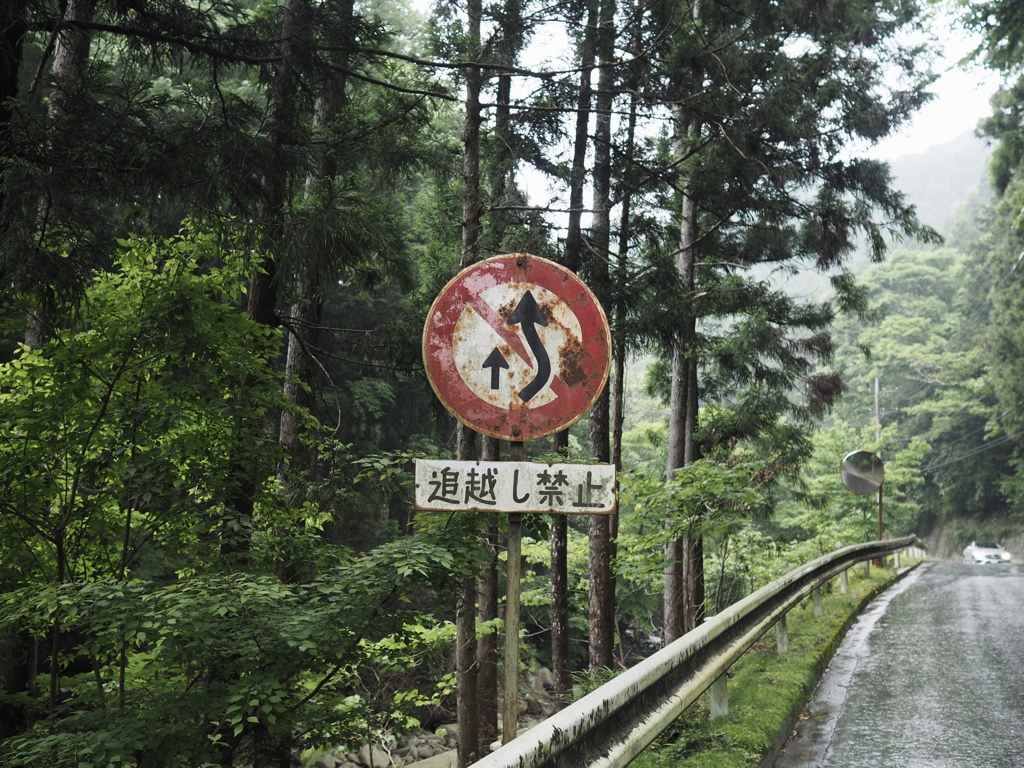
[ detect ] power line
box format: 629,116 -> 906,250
883,401 -> 1023,447
919,433 -> 1017,473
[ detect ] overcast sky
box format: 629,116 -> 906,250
870,15 -> 1001,160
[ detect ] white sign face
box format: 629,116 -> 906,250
453,282 -> 580,411
414,459 -> 616,515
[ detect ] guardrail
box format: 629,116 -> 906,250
473,534 -> 918,768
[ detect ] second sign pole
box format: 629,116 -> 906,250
503,440 -> 524,744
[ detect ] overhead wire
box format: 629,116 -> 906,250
881,402 -> 1024,472
919,433 -> 1018,473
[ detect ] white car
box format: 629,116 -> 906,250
962,541 -> 1012,564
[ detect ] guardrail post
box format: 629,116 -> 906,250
836,541 -> 848,594
863,559 -> 870,577
710,674 -> 728,719
775,615 -> 789,654
894,550 -> 901,569
813,586 -> 823,616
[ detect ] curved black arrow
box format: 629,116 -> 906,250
482,347 -> 510,390
508,290 -> 550,402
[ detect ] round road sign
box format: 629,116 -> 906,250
423,253 -> 611,441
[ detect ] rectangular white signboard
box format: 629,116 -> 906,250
414,459 -> 616,514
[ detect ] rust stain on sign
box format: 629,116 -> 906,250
558,336 -> 588,387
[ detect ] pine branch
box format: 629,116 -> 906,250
29,19 -> 276,65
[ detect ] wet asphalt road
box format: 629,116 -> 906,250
775,561 -> 1024,768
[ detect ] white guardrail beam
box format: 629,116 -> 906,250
473,535 -> 918,768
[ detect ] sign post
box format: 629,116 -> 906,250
505,441 -> 524,745
418,253 -> 613,745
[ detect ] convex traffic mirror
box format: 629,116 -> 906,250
840,450 -> 884,495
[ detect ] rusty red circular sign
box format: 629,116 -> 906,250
423,253 -> 611,441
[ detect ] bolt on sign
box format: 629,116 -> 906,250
422,253 -> 612,441
415,460 -> 616,514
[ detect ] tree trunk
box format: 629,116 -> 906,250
488,0 -> 524,253
664,113 -> 700,642
610,0 -> 642,478
0,0 -> 24,233
279,281 -> 322,459
248,0 -> 310,328
460,0 -> 484,271
221,0 -> 312,564
608,27 -> 641,656
661,0 -> 705,642
553,3 -> 597,682
0,7 -> 29,738
279,3 -> 352,461
27,0 -> 96,346
454,421 -> 477,768
457,572 -> 480,766
611,343 -> 625,472
275,279 -> 322,584
455,422 -> 479,767
587,508 -> 613,668
455,421 -> 479,767
662,535 -> 685,644
20,0 -> 95,724
586,0 -> 616,671
685,356 -> 704,628
562,0 -> 596,275
477,535 -> 499,751
455,0 -> 485,758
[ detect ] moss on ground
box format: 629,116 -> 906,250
630,564 -> 909,768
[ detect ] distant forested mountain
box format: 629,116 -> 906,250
766,132 -> 992,302
888,131 -> 992,237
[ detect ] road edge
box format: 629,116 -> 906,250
764,561 -> 925,768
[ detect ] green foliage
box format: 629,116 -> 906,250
637,461 -> 766,544
828,246 -> 1008,526
0,228 -> 289,585
1,0 -> 1015,760
0,232 -> 474,766
951,0 -> 1024,526
0,531 -> 467,767
769,420 -> 925,551
612,461 -> 767,622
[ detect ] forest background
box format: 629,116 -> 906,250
2,0 -> 1024,766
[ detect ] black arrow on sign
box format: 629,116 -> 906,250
482,347 -> 510,390
508,290 -> 550,402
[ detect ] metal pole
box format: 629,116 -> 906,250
877,482 -> 883,541
875,376 -> 881,442
875,481 -> 884,567
503,440 -> 525,744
